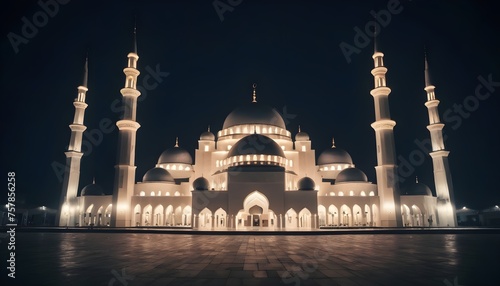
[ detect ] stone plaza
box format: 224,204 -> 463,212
2,231 -> 499,285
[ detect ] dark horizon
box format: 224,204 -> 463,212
1,0 -> 499,211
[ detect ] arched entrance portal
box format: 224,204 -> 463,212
133,204 -> 141,226
198,208 -> 212,230
236,191 -> 275,230
401,204 -> 411,227
298,208 -> 312,229
214,208 -> 227,229
249,205 -> 263,227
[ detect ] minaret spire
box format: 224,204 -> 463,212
252,83 -> 257,103
57,56 -> 89,226
424,50 -> 431,88
370,42 -> 402,227
111,27 -> 142,227
82,54 -> 88,88
133,20 -> 137,54
423,52 -> 457,227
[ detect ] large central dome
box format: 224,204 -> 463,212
224,134 -> 288,168
223,102 -> 286,129
227,134 -> 286,158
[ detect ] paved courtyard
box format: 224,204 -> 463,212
2,232 -> 499,285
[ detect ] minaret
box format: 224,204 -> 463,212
370,37 -> 402,227
57,57 -> 89,226
111,27 -> 141,227
424,54 -> 457,227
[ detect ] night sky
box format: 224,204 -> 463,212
1,0 -> 499,211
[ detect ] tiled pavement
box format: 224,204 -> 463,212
3,233 -> 500,285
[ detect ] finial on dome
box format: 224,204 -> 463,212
298,125 -> 301,133
415,176 -> 419,184
92,177 -> 95,184
252,83 -> 257,103
331,137 -> 336,148
207,125 -> 210,132
175,137 -> 179,147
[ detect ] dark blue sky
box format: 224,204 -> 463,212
1,0 -> 499,210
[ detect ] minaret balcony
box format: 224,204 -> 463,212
127,53 -> 139,61
426,123 -> 444,131
424,85 -> 436,92
69,124 -> 87,132
424,100 -> 440,108
429,150 -> 450,158
77,86 -> 89,92
370,66 -> 388,76
120,88 -> 141,98
73,101 -> 88,109
371,119 -> 396,131
64,151 -> 84,158
372,52 -> 384,59
116,119 -> 141,131
370,86 -> 391,97
123,67 -> 140,77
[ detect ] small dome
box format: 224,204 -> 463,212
336,167 -> 368,183
200,127 -> 215,141
227,134 -> 286,158
404,182 -> 432,196
158,146 -> 193,165
143,167 -> 174,182
223,102 -> 286,129
318,147 -> 353,165
297,177 -> 315,191
193,177 -> 210,191
295,131 -> 309,141
81,183 -> 104,196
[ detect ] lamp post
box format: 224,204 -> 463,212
356,211 -> 360,226
343,211 -> 346,226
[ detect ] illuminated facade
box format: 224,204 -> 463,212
57,40 -> 457,229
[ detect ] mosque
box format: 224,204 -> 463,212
56,35 -> 457,230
